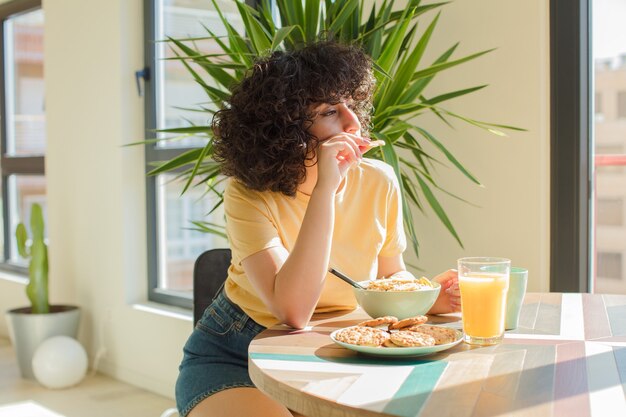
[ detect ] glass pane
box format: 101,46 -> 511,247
155,0 -> 244,148
9,175 -> 47,265
597,252 -> 623,280
155,174 -> 228,294
592,0 -> 626,294
596,198 -> 623,226
3,9 -> 45,156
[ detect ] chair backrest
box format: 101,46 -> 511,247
193,248 -> 232,326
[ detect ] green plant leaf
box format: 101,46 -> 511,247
258,0 -> 277,34
188,220 -> 228,239
182,139 -> 213,195
375,7 -> 412,79
421,85 -> 488,107
154,125 -> 211,134
171,48 -> 229,107
304,0 -> 320,41
148,148 -> 205,176
411,49 -> 495,82
168,37 -> 238,91
235,1 -> 272,54
271,26 -> 297,51
327,0 -> 359,35
412,128 -> 481,185
380,13 -> 440,111
15,223 -> 28,258
415,174 -> 464,247
436,107 -> 527,135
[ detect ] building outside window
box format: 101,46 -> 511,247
0,0 -> 46,274
593,0 -> 626,293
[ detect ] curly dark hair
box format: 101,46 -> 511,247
212,40 -> 375,196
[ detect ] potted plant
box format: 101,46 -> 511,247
147,0 -> 522,260
5,203 -> 80,379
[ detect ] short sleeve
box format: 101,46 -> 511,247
224,180 -> 283,264
379,170 -> 407,257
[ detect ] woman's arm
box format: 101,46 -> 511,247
241,187 -> 335,329
241,134 -> 367,329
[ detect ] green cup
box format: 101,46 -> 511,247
505,267 -> 528,330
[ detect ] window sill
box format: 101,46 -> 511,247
0,270 -> 28,285
132,301 -> 193,322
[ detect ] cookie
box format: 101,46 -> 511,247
382,339 -> 399,347
334,326 -> 390,347
358,316 -> 398,328
406,324 -> 457,345
389,315 -> 428,330
389,331 -> 435,347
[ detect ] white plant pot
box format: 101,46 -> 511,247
5,305 -> 80,379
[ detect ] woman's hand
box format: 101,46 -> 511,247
315,133 -> 384,192
427,269 -> 461,315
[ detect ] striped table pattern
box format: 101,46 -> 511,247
248,293 -> 626,417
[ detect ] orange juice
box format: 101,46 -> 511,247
459,273 -> 509,342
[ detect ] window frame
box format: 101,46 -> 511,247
550,0 -> 592,292
143,0 -> 259,308
0,0 -> 44,276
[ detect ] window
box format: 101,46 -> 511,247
596,198 -> 623,226
0,0 -> 45,274
144,0 -> 251,307
597,252 -> 623,280
591,0 -> 626,294
595,92 -> 603,115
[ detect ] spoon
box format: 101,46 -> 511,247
328,268 -> 367,290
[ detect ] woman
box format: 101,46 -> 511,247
175,40 -> 461,417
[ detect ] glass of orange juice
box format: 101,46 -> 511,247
458,257 -> 511,345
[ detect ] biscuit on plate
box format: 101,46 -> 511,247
334,326 -> 390,347
389,330 -> 435,347
358,316 -> 398,328
382,339 -> 399,347
406,324 -> 457,345
389,315 -> 428,330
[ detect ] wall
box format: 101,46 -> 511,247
405,0 -> 551,293
0,0 -> 190,397
0,0 -> 550,399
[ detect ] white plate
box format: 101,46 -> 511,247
330,326 -> 464,357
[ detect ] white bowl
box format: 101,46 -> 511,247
353,280 -> 441,319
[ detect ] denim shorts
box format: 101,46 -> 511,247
175,289 -> 266,417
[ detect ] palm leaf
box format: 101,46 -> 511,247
411,49 -> 495,82
188,221 -> 227,239
148,148 -> 206,176
413,128 -> 481,185
415,173 -> 463,247
271,26 -> 297,51
327,0 -> 360,35
235,1 -> 272,54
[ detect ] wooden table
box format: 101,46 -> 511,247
248,293 -> 626,417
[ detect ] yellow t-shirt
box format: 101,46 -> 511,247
223,158 -> 407,327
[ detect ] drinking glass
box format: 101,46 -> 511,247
458,257 -> 511,345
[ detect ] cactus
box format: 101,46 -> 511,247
15,203 -> 49,314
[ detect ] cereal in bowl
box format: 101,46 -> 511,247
366,276 -> 434,292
